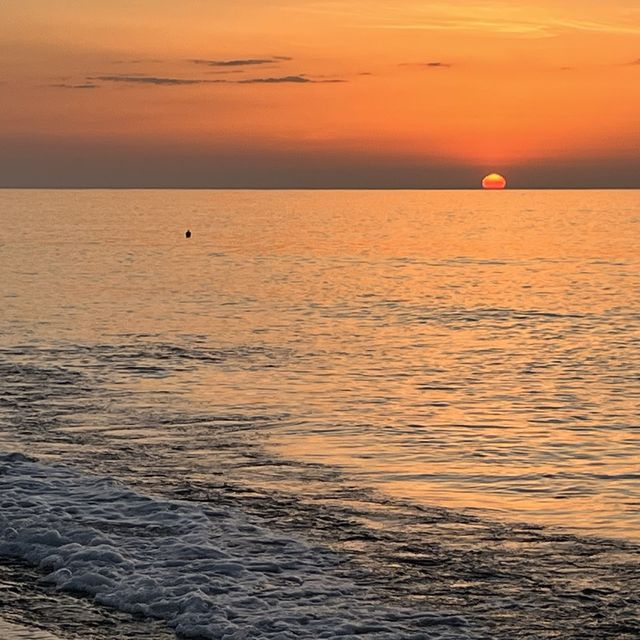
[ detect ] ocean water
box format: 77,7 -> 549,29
0,189 -> 639,639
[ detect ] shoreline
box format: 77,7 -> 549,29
2,450 -> 639,639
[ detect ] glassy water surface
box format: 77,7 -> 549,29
1,189 -> 638,540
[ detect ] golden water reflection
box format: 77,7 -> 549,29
1,189 -> 638,539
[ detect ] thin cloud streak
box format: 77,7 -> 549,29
90,75 -> 215,85
50,83 -> 100,89
343,1 -> 640,38
190,57 -> 292,67
363,18 -> 640,37
400,62 -> 453,68
68,74 -> 347,88
555,18 -> 640,35
367,20 -> 551,36
238,75 -> 345,84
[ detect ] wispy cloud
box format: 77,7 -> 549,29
190,56 -> 292,67
370,20 -> 550,36
50,83 -> 100,89
75,73 -> 346,87
401,62 -> 453,69
555,19 -> 640,36
205,69 -> 248,75
372,18 -> 640,36
89,75 -> 218,86
239,75 -> 345,84
343,2 -> 640,38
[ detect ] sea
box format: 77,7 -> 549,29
0,189 -> 638,639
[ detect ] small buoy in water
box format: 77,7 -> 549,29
185,229 -> 192,239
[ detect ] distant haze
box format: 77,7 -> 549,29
1,1 -> 639,188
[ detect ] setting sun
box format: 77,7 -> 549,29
482,173 -> 507,190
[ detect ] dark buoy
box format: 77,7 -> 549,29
185,229 -> 192,239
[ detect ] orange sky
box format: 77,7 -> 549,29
1,1 -> 639,187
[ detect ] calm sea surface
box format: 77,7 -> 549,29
1,189 -> 638,540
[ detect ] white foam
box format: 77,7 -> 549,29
0,453 -> 471,639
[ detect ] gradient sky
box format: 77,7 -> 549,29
1,1 -> 639,187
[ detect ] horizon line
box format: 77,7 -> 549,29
1,186 -> 639,191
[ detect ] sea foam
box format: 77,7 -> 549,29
0,452 -> 470,639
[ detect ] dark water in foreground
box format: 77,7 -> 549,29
0,190 -> 638,638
